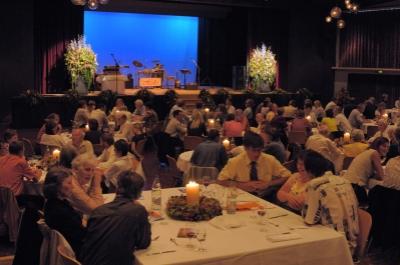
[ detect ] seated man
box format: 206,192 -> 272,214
71,128 -> 95,157
39,120 -> 67,148
165,110 -> 187,139
104,140 -> 136,189
97,133 -> 116,169
133,99 -> 146,116
218,131 -> 291,197
191,129 -> 228,171
302,150 -> 359,255
342,129 -> 369,157
114,113 -> 132,141
73,100 -> 89,128
80,171 -> 151,265
0,141 -> 42,196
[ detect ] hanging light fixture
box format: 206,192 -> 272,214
326,1 -> 359,29
337,19 -> 346,29
71,0 -> 109,10
330,6 -> 342,18
325,16 -> 333,23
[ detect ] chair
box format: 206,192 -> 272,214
21,138 -> 35,158
0,187 -> 22,243
366,126 -> 379,140
355,209 -> 372,259
288,131 -> 308,145
92,144 -> 104,157
342,156 -> 354,171
183,136 -> 204,151
186,166 -> 219,184
37,219 -> 77,265
283,160 -> 297,173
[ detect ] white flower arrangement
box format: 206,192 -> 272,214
65,35 -> 98,90
248,44 -> 277,88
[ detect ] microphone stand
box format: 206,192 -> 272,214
192,60 -> 201,87
110,53 -> 120,94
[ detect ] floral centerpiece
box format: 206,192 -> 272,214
65,35 -> 98,94
167,195 -> 222,221
248,44 -> 277,92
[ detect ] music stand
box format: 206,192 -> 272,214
179,69 -> 191,89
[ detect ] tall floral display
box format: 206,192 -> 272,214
65,36 -> 97,94
248,44 -> 277,92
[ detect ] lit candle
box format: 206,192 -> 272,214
208,119 -> 215,128
204,108 -> 210,113
52,149 -> 60,161
383,113 -> 388,120
85,124 -> 90,131
186,181 -> 200,206
223,139 -> 230,149
306,115 -> 312,122
343,132 -> 351,143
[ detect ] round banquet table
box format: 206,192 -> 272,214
177,150 -> 193,173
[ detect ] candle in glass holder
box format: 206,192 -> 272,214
186,181 -> 200,206
343,132 -> 351,143
85,124 -> 90,131
383,113 -> 388,120
204,108 -> 210,113
52,149 -> 60,161
223,139 -> 230,149
208,119 -> 215,128
306,115 -> 312,122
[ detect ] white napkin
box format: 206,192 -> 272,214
142,242 -> 178,256
266,233 -> 302,242
209,215 -> 246,230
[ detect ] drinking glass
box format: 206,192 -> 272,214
195,227 -> 207,252
256,209 -> 266,225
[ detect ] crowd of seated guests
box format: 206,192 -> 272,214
3,91 -> 400,263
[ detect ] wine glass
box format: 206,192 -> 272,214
195,227 -> 207,252
257,209 -> 266,225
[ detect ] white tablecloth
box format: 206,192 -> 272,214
103,187 -> 353,265
177,151 -> 193,173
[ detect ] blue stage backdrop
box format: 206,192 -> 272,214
84,11 -> 199,85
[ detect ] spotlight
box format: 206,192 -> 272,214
346,3 -> 353,10
330,7 -> 342,19
326,16 -> 333,23
88,0 -> 99,10
337,19 -> 346,29
352,4 -> 358,12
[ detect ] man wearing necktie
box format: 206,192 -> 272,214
218,131 -> 291,197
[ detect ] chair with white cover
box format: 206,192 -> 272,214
355,209 -> 372,259
37,219 -> 77,265
185,166 -> 219,184
0,187 -> 22,243
183,136 -> 204,151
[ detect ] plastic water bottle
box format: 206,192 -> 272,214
151,176 -> 162,211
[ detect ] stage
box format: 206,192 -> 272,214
11,87 -> 302,129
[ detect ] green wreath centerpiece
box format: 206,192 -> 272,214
167,196 -> 222,221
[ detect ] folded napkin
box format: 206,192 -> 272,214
266,233 -> 302,242
209,215 -> 246,230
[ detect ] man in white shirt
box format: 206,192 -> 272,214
114,113 -> 132,141
97,133 -> 116,169
305,125 -> 343,172
334,105 -> 352,132
74,100 -> 89,128
104,139 -> 134,189
165,110 -> 187,139
71,128 -> 95,157
88,101 -> 108,130
40,121 -> 68,148
348,103 -> 365,129
168,99 -> 186,119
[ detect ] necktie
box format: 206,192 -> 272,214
250,161 -> 258,181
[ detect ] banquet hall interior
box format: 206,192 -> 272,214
1,0 -> 400,265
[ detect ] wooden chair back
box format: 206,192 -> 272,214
356,208 -> 372,259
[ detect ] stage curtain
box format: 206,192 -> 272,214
33,0 -> 83,94
339,10 -> 400,68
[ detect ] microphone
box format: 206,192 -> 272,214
192,59 -> 200,70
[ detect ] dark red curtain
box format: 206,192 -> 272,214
339,10 -> 400,68
34,0 -> 83,94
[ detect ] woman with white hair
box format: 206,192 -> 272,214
368,119 -> 391,143
133,99 -> 146,116
343,129 -> 369,157
70,155 -> 104,214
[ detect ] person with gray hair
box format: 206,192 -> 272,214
80,171 -> 151,265
343,129 -> 369,157
70,155 -> 103,214
59,144 -> 78,168
133,99 -> 146,116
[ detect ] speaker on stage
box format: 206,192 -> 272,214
232,66 -> 247,90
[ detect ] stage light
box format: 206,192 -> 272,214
325,16 -> 332,23
352,4 -> 358,12
337,19 -> 346,29
330,7 -> 342,19
88,0 -> 99,10
346,3 -> 353,10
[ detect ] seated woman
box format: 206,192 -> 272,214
70,155 -> 104,214
84,119 -> 102,145
37,113 -> 63,142
223,113 -> 244,138
187,111 -> 207,137
43,167 -> 86,256
381,154 -> 400,190
321,109 -> 338,133
343,137 -> 389,205
39,120 -> 67,148
290,109 -> 311,135
342,129 -> 369,157
277,151 -> 310,213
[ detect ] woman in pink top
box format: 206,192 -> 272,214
291,110 -> 311,135
223,113 -> 244,137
